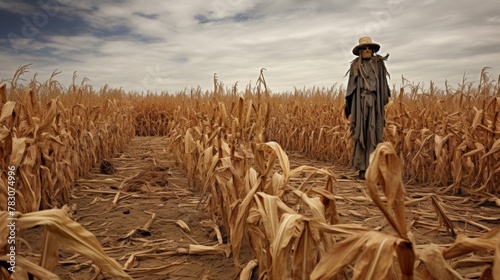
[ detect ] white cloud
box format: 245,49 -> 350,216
1,0 -> 499,93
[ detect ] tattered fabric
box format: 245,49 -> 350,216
345,55 -> 391,171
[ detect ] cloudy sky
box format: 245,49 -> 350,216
0,0 -> 499,94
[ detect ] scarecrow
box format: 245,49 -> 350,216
345,36 -> 391,179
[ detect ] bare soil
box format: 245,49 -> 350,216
17,136 -> 500,279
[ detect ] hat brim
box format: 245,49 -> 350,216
352,43 -> 380,56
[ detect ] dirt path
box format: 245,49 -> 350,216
21,137 -> 253,279
19,136 -> 500,279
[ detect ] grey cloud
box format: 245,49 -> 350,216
0,0 -> 499,93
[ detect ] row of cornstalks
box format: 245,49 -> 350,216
0,67 -> 135,213
265,69 -> 499,195
150,68 -> 499,195
129,92 -> 172,136
385,71 -> 499,195
167,76 -> 500,279
0,67 -> 136,278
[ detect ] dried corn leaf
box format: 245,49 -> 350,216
311,231 -> 405,280
310,186 -> 340,225
175,219 -> 190,233
0,126 -> 9,143
365,142 -> 408,239
246,224 -> 267,276
462,142 -> 485,157
471,109 -> 484,132
0,255 -> 59,280
352,233 -> 403,280
292,189 -> 326,222
10,137 -> 27,167
12,265 -> 30,280
262,141 -> 290,180
188,244 -> 229,256
13,209 -> 131,279
123,254 -> 136,270
293,220 -> 319,280
396,238 -> 416,280
270,213 -> 303,280
0,101 -> 16,123
232,178 -> 261,265
239,259 -> 258,280
254,192 -> 295,243
289,166 -> 336,181
38,99 -> 57,134
39,230 -> 59,273
451,256 -> 494,269
443,227 -> 500,259
268,172 -> 284,196
481,137 -> 500,160
430,195 -> 456,237
417,244 -> 463,280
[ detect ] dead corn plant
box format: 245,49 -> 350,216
152,70 -> 500,279
137,68 -> 500,195
0,209 -> 131,279
1,66 -> 135,278
0,66 -> 135,213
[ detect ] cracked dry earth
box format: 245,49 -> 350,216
18,136 -> 500,279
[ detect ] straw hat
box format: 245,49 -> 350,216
352,36 -> 380,56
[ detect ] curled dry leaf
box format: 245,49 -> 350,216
0,255 -> 59,280
292,219 -> 319,280
417,244 -> 464,280
239,259 -> 258,280
270,213 -> 303,280
443,227 -> 500,260
187,244 -> 230,257
430,195 -> 456,237
310,231 -> 409,280
365,142 -> 408,239
175,219 -> 191,233
123,254 -> 136,270
1,209 -> 132,279
0,101 -> 16,123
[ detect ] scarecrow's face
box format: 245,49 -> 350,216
360,46 -> 373,59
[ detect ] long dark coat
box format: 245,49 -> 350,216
345,55 -> 391,171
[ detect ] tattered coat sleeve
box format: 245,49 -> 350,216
345,62 -> 358,119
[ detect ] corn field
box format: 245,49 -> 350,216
1,66 -> 499,279
134,69 -> 500,195
1,66 -> 135,213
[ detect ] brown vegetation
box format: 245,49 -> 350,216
1,66 -> 499,278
